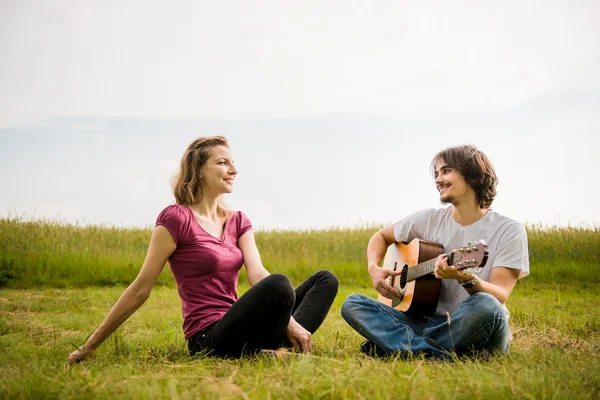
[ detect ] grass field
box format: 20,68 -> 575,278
1,218 -> 599,399
1,217 -> 599,289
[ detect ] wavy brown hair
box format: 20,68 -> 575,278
430,145 -> 498,209
171,136 -> 231,217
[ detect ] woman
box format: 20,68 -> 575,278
67,136 -> 338,362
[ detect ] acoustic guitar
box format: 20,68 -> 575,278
377,238 -> 488,316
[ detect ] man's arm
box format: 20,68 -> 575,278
367,225 -> 402,299
461,266 -> 520,304
435,255 -> 521,304
435,219 -> 528,304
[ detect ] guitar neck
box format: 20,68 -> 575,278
407,253 -> 453,282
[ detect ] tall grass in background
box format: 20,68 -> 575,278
526,223 -> 600,286
0,217 -> 156,287
1,216 -> 598,288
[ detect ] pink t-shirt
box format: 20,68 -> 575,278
155,204 -> 252,339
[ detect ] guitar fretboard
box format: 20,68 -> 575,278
406,253 -> 453,282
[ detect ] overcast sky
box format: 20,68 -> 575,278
1,1 -> 598,230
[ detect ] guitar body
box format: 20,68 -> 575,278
377,238 -> 444,316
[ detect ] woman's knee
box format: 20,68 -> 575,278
262,274 -> 295,303
314,269 -> 339,292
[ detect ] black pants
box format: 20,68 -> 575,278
187,270 -> 339,357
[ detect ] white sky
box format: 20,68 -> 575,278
1,1 -> 598,229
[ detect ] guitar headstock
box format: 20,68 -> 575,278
448,240 -> 488,274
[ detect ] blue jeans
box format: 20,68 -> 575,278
341,292 -> 510,359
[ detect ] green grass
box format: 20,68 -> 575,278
1,217 -> 599,398
1,216 -> 599,288
1,283 -> 599,399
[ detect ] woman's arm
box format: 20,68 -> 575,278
237,229 -> 313,353
67,225 -> 176,364
237,230 -> 270,286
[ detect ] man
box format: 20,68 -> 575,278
341,145 -> 529,359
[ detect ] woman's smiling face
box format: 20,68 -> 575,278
199,145 -> 238,195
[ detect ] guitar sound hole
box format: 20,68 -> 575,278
399,265 -> 408,289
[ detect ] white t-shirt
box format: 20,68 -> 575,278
393,207 -> 529,316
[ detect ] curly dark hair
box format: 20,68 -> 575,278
430,145 -> 498,209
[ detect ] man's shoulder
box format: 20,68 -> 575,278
393,208 -> 451,237
409,207 -> 451,220
487,210 -> 524,227
486,210 -> 527,237
416,207 -> 452,224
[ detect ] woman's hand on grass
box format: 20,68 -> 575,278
66,347 -> 89,365
286,317 -> 313,353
